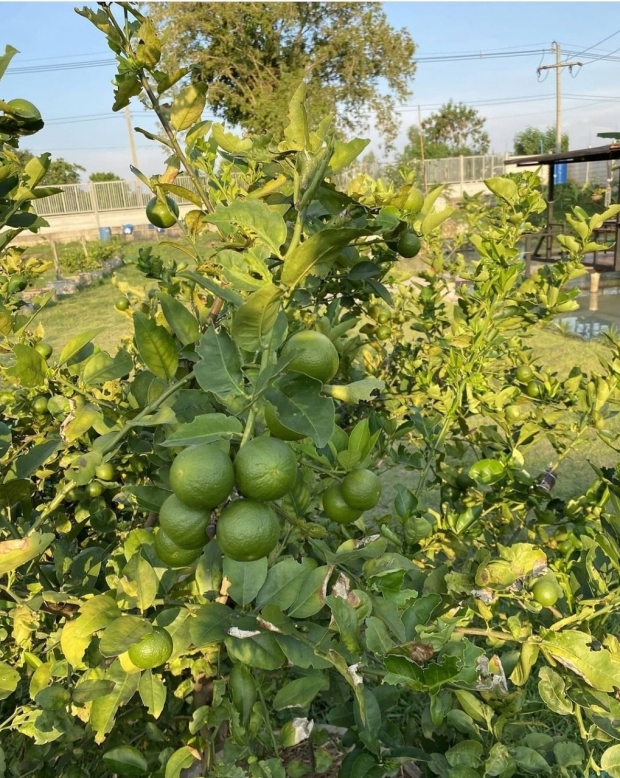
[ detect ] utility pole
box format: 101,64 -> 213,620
124,105 -> 139,170
537,42 -> 582,152
418,105 -> 428,195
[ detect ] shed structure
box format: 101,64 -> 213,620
506,143 -> 620,270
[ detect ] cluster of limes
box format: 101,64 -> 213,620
153,437 -> 297,567
322,468 -> 382,524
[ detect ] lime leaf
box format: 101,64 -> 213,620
190,603 -> 233,648
133,311 -> 178,381
541,629 -> 620,691
171,83 -> 206,131
282,228 -> 366,289
223,557 -> 268,607
103,746 -> 148,776
6,344 -> 47,387
273,675 -> 329,711
194,328 -> 245,404
265,373 -> 334,448
138,670 -> 166,719
58,328 -> 103,366
161,413 -> 242,447
0,532 -> 54,576
0,661 -> 19,700
164,746 -> 198,778
232,284 -> 283,352
159,293 -> 199,346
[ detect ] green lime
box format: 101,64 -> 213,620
525,380 -> 542,399
368,305 -> 383,322
322,482 -> 363,524
281,331 -> 339,384
34,342 -> 53,359
532,580 -> 559,607
95,463 -> 115,481
505,405 -> 521,422
263,403 -> 306,441
87,481 -> 103,498
377,311 -> 391,325
169,443 -> 235,510
515,365 -> 534,383
341,469 -> 382,511
396,230 -> 421,258
159,493 -> 209,550
234,437 -> 297,501
216,499 -> 280,562
32,396 -> 48,414
154,528 -> 203,568
6,98 -> 41,121
375,325 -> 392,341
115,296 -> 129,311
127,627 -> 173,669
146,196 -> 179,229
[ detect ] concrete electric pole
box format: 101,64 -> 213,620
124,105 -> 139,170
537,42 -> 582,152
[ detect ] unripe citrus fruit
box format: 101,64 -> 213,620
127,627 -> 173,669
322,482 -> 363,524
532,579 -> 559,607
216,499 -> 280,561
525,380 -> 542,399
95,463 -> 115,481
146,196 -> 179,229
375,325 -> 392,341
368,305 -> 383,322
34,342 -> 53,359
281,331 -> 339,384
341,469 -> 382,511
87,481 -> 103,498
377,311 -> 391,325
234,437 -> 297,501
169,443 -> 235,510
515,365 -> 534,383
396,230 -> 421,258
6,98 -> 41,121
263,403 -> 306,441
159,494 -> 210,550
115,296 -> 129,311
154,528 -> 203,568
505,405 -> 521,422
31,395 -> 48,414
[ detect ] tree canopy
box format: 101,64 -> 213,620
397,101 -> 490,166
89,171 -> 121,182
151,2 -> 416,146
15,150 -> 84,184
513,125 -> 569,156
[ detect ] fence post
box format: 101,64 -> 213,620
81,235 -> 88,259
49,238 -> 62,280
459,155 -> 464,197
90,182 -> 101,233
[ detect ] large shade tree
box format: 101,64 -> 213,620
151,2 -> 417,146
398,100 -> 490,165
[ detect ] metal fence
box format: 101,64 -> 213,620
337,154 -> 508,187
32,175 -> 200,217
31,153 -> 613,217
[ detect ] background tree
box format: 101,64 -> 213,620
151,2 -> 416,146
89,171 -> 121,182
397,100 -> 490,166
14,149 -> 84,184
513,125 -> 569,155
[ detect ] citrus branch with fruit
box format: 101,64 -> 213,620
4,5 -> 620,777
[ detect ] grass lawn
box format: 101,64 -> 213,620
31,248 -> 620,507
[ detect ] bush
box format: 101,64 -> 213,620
3,8 -> 620,778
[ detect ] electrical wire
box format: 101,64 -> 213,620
564,29 -> 620,60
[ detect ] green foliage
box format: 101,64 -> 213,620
89,171 -> 121,182
2,6 -> 620,778
148,1 -> 416,146
398,100 -> 491,167
13,149 -> 85,184
514,125 -> 569,155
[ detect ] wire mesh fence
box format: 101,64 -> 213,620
32,175 -> 200,217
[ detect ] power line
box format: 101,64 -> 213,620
564,29 -> 620,60
3,59 -> 115,75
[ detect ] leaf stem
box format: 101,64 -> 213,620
257,682 -> 280,758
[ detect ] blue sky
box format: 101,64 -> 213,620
2,2 -> 620,180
